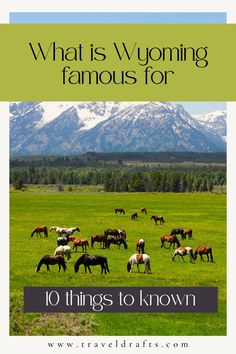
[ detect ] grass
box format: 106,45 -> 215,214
10,191 -> 226,336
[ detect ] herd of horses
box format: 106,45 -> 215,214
32,206 -> 214,275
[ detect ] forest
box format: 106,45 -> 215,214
10,152 -> 226,193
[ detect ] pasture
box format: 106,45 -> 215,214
10,190 -> 226,336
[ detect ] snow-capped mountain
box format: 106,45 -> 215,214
10,101 -> 226,156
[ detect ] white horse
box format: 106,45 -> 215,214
127,253 -> 151,274
50,226 -> 65,236
54,245 -> 71,261
172,247 -> 194,263
65,227 -> 80,236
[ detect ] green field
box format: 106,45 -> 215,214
10,190 -> 226,336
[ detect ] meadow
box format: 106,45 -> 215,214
10,189 -> 226,336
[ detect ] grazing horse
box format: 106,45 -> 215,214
91,234 -> 107,248
118,229 -> 127,240
49,226 -> 65,236
160,235 -> 180,249
104,229 -> 120,237
31,225 -> 48,238
74,254 -> 110,274
171,228 -> 185,240
172,247 -> 194,263
184,228 -> 193,239
72,238 -> 89,252
194,246 -> 213,262
57,236 -> 69,246
54,245 -> 71,261
115,208 -> 125,215
131,212 -> 138,220
106,237 -> 128,250
127,253 -> 151,274
35,255 -> 66,272
141,208 -> 147,214
151,215 -> 165,225
136,239 -> 145,254
61,227 -> 80,236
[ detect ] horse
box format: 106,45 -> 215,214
115,208 -> 125,215
194,246 -> 214,262
31,225 -> 48,238
106,237 -> 128,250
151,215 -> 165,225
35,255 -> 66,272
118,229 -> 127,240
136,239 -> 145,254
61,227 -> 80,236
57,236 -> 69,246
131,212 -> 138,220
127,253 -> 151,274
171,228 -> 185,240
172,247 -> 194,263
141,208 -> 147,214
74,254 -> 110,274
184,228 -> 193,239
54,245 -> 71,261
104,229 -> 120,237
72,238 -> 89,252
49,226 -> 65,236
160,235 -> 180,249
91,234 -> 107,248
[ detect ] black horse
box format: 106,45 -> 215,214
74,254 -> 110,274
104,229 -> 120,237
115,208 -> 125,214
106,237 -> 128,249
171,228 -> 185,240
57,236 -> 69,246
35,255 -> 66,272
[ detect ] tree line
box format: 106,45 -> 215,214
10,166 -> 226,193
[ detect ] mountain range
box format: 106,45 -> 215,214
10,101 -> 226,156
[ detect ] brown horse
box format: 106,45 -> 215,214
106,237 -> 128,249
35,255 -> 66,272
184,228 -> 193,239
115,208 -> 125,215
91,234 -> 107,248
136,239 -> 145,254
151,215 -> 165,225
160,235 -> 180,249
31,225 -> 48,238
194,246 -> 213,262
72,238 -> 89,252
131,212 -> 138,220
141,208 -> 147,214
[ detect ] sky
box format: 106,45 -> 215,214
10,12 -> 226,24
10,12 -> 227,114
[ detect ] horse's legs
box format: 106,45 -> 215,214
88,265 -> 92,273
181,255 -> 185,262
200,254 -> 204,261
46,264 -> 50,271
84,265 -> 87,273
206,253 -> 209,262
58,264 -> 61,272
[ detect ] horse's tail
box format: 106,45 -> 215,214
162,217 -> 165,223
147,259 -> 151,273
35,256 -> 46,272
44,227 -> 48,237
189,249 -> 195,262
60,257 -> 67,271
209,248 -> 214,262
91,237 -> 94,248
127,261 -> 132,272
105,258 -> 110,273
